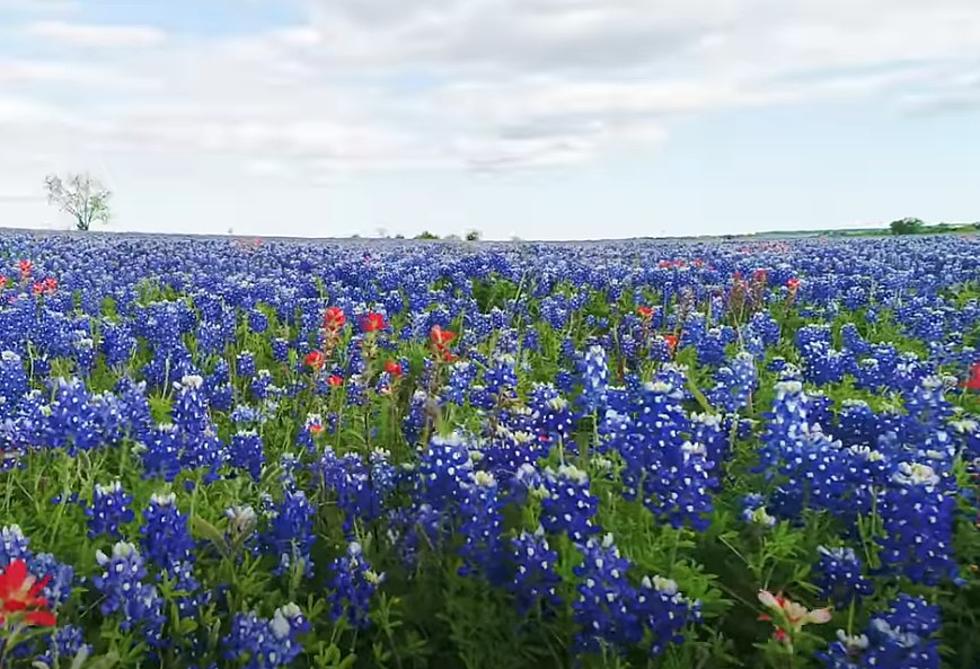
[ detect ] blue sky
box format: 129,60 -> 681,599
1,0 -> 978,239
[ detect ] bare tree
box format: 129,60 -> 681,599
44,173 -> 111,231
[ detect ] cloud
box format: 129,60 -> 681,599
26,20 -> 166,47
3,0 -> 979,183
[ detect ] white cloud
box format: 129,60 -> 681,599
2,0 -> 978,193
26,20 -> 166,47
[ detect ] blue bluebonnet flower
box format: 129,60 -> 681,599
139,424 -> 182,481
223,603 -> 309,669
140,492 -> 195,570
271,337 -> 290,362
236,351 -> 257,378
417,433 -> 474,511
36,625 -> 92,669
602,378 -> 715,529
457,470 -> 505,582
327,542 -> 384,629
709,352 -> 757,414
85,481 -> 135,539
443,362 -> 477,406
229,430 -> 265,481
814,546 -> 873,606
579,345 -> 608,413
818,595 -> 940,669
509,528 -> 561,614
318,447 -> 397,531
92,542 -> 166,646
572,534 -> 641,653
0,350 -> 28,419
878,462 -> 959,585
636,575 -> 701,657
540,464 -> 600,542
248,309 -> 269,333
261,489 -> 315,577
529,383 -> 575,443
740,494 -> 776,528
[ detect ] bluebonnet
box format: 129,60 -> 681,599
572,535 -> 641,653
509,528 -> 561,614
457,470 -> 505,582
818,595 -> 940,669
443,362 -> 477,405
229,430 -> 265,481
140,492 -> 195,570
636,575 -> 701,657
878,462 -> 959,585
417,433 -> 474,511
814,546 -> 873,606
85,481 -> 135,539
579,345 -> 608,413
318,447 -> 397,531
271,337 -> 290,362
261,489 -> 315,577
327,542 -> 384,629
540,464 -> 599,542
740,494 -> 777,528
0,350 -> 28,419
236,351 -> 257,378
529,383 -> 575,443
248,309 -> 269,333
36,625 -> 92,669
223,603 -> 310,669
602,378 -> 715,529
92,542 -> 166,647
709,352 -> 756,414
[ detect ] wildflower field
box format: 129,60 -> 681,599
0,231 -> 978,669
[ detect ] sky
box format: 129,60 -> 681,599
0,0 -> 978,240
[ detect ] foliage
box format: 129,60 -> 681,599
43,174 -> 112,232
0,231 -> 976,669
889,217 -> 925,235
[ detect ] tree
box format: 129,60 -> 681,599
889,217 -> 925,235
415,231 -> 440,240
44,173 -> 111,231
465,230 -> 481,242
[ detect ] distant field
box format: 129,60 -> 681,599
0,230 -> 977,668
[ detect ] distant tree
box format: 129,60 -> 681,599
44,173 -> 111,231
394,233 -> 405,239
889,217 -> 925,235
465,230 -> 481,242
415,231 -> 440,240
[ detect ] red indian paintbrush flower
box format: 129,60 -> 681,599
430,325 -> 456,347
17,260 -> 32,280
304,350 -> 325,370
430,325 -> 457,362
965,362 -> 980,392
757,590 -> 830,648
327,374 -> 344,387
384,359 -> 403,377
360,312 -> 386,333
0,559 -> 57,627
662,334 -> 679,353
786,277 -> 801,293
636,306 -> 654,320
324,306 -> 346,331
